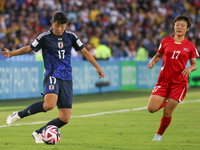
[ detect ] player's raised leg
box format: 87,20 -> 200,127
6,93 -> 58,125
6,112 -> 21,125
148,95 -> 166,113
6,101 -> 46,125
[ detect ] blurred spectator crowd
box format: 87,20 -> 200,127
0,0 -> 200,61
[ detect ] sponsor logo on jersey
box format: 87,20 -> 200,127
58,38 -> 62,41
183,47 -> 189,52
58,42 -> 63,48
49,85 -> 54,90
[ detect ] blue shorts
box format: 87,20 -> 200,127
43,76 -> 73,109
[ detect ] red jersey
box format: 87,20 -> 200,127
157,36 -> 199,83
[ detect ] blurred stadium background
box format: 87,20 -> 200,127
0,0 -> 200,100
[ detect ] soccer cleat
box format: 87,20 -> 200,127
32,131 -> 44,143
152,134 -> 162,141
6,111 -> 21,125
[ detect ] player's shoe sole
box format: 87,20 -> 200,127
6,111 -> 21,125
32,131 -> 44,143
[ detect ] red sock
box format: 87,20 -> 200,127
157,116 -> 172,135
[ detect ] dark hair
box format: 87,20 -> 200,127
173,15 -> 191,28
52,11 -> 68,24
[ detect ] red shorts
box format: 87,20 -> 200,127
151,81 -> 188,103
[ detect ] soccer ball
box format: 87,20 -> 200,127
42,125 -> 61,145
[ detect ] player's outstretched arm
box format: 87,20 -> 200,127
2,45 -> 33,58
148,52 -> 163,70
81,48 -> 104,78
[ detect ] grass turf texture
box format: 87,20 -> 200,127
0,88 -> 199,150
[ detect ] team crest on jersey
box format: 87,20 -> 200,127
58,42 -> 63,48
49,85 -> 54,90
183,47 -> 189,52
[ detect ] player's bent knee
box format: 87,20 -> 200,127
43,105 -> 55,111
148,107 -> 157,113
149,110 -> 155,113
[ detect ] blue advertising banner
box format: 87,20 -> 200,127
0,59 -> 167,100
72,61 -> 121,94
137,61 -> 162,89
0,61 -> 43,100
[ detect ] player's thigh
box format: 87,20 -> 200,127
57,80 -> 73,109
43,76 -> 59,110
148,81 -> 169,112
58,108 -> 72,123
44,93 -> 58,111
148,95 -> 166,112
163,98 -> 179,117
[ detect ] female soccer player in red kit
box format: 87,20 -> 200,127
148,15 -> 199,141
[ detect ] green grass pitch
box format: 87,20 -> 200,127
0,88 -> 200,150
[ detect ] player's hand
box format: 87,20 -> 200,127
2,48 -> 12,58
97,68 -> 104,78
182,67 -> 192,77
148,62 -> 155,70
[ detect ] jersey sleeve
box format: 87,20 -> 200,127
157,38 -> 165,53
30,34 -> 44,52
190,44 -> 199,58
67,31 -> 84,51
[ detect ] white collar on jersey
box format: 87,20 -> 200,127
174,42 -> 182,44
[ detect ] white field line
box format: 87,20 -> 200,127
0,99 -> 199,128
